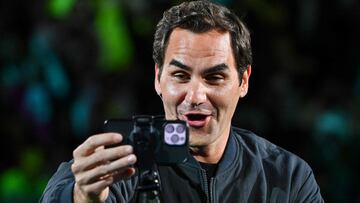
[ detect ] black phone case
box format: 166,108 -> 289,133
103,118 -> 189,165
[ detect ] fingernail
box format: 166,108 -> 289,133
126,146 -> 133,153
113,133 -> 122,141
127,154 -> 136,163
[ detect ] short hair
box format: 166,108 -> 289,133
153,0 -> 252,81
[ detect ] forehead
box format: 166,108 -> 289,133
164,28 -> 235,68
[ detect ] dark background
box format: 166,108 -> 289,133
1,0 -> 359,202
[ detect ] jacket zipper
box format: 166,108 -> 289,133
210,177 -> 215,203
200,169 -> 217,203
200,169 -> 210,203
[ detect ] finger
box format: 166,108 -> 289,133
73,133 -> 122,157
75,154 -> 137,185
72,145 -> 134,173
110,154 -> 137,172
79,176 -> 113,199
95,145 -> 105,152
113,167 -> 136,181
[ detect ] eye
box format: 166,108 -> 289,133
172,71 -> 190,81
205,74 -> 225,83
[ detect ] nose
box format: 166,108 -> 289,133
185,79 -> 207,107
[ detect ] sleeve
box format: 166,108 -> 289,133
39,160 -> 139,203
293,164 -> 324,203
39,161 -> 75,203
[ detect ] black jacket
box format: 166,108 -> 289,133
40,127 -> 324,202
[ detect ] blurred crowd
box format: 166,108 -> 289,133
0,0 -> 359,202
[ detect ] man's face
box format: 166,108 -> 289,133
155,28 -> 251,148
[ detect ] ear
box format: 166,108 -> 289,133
154,64 -> 162,96
239,65 -> 251,98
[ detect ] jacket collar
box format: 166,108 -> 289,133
182,127 -> 238,173
217,127 -> 237,172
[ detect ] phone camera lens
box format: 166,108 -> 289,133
165,124 -> 174,133
176,125 -> 185,133
170,134 -> 180,143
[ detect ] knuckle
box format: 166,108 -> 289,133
71,163 -> 79,173
75,174 -> 86,185
72,150 -> 77,158
87,137 -> 96,148
82,186 -> 91,195
73,147 -> 81,157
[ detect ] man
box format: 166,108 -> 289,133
40,1 -> 324,202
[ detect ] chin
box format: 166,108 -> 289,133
189,141 -> 205,148
189,125 -> 211,135
189,134 -> 210,147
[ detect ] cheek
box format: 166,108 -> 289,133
210,85 -> 240,113
162,81 -> 183,97
161,81 -> 186,111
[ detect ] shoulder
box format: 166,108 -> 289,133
231,127 -> 313,177
39,161 -> 75,203
231,127 -> 323,202
232,127 -> 303,159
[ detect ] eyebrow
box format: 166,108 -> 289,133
203,63 -> 229,75
169,59 -> 191,71
169,59 -> 229,74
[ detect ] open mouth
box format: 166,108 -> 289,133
184,113 -> 210,127
187,114 -> 208,121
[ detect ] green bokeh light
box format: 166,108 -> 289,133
0,169 -> 27,199
95,0 -> 134,71
48,0 -> 76,19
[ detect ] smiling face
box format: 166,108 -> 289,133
155,28 -> 251,153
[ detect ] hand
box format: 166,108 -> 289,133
71,133 -> 137,203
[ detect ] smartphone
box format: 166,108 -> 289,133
103,116 -> 189,166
